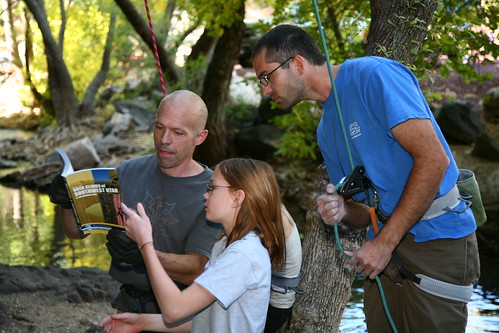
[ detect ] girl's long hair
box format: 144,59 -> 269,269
216,158 -> 286,270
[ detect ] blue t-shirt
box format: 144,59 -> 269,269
317,57 -> 476,242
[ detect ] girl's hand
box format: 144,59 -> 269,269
121,202 -> 153,248
99,312 -> 141,333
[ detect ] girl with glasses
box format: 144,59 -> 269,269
100,158 -> 286,333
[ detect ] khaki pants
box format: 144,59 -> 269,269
364,232 -> 480,333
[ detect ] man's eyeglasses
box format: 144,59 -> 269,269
206,184 -> 234,193
258,57 -> 294,87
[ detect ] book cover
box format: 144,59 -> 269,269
55,148 -> 125,234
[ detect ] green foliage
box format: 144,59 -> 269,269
412,0 -> 498,82
272,101 -> 322,160
176,0 -> 244,36
27,0 -> 137,101
225,103 -> 255,124
170,55 -> 209,94
267,0 -> 371,63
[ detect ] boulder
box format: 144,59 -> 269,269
113,100 -> 155,132
235,124 -> 282,160
60,137 -> 101,170
472,131 -> 499,161
482,86 -> 499,123
0,158 -> 17,168
435,100 -> 486,144
91,133 -> 127,155
102,112 -> 133,137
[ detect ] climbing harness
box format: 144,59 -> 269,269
271,275 -> 305,295
392,254 -> 473,303
422,184 -> 465,220
142,0 -> 167,96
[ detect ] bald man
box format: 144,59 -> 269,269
57,90 -> 220,315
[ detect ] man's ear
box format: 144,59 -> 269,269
232,189 -> 246,208
292,55 -> 305,75
195,129 -> 208,146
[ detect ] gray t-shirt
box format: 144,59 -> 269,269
109,154 -> 221,288
192,232 -> 270,333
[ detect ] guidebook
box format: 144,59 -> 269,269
55,148 -> 125,234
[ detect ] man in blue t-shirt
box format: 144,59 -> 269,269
50,90 -> 220,317
252,24 -> 480,332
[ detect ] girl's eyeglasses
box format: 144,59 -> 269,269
206,184 -> 234,193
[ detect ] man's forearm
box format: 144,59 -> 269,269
342,201 -> 371,228
60,208 -> 87,239
376,156 -> 448,249
155,251 -> 208,285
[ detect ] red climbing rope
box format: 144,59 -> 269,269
143,0 -> 167,96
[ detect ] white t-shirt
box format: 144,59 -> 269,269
270,219 -> 302,309
191,232 -> 271,333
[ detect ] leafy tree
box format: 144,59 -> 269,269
2,0 -> 22,66
17,0 -> 245,165
415,0 -> 498,82
112,0 -> 181,84
195,0 -> 246,166
24,0 -> 79,126
21,0 -> 122,126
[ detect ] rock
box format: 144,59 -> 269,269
0,162 -> 61,190
61,137 -> 101,170
483,86 -> 499,123
472,131 -> 499,161
435,100 -> 486,144
235,124 -> 282,160
113,100 -> 155,132
0,158 -> 17,168
102,111 -> 133,137
97,85 -> 124,105
91,133 -> 127,155
0,264 -> 120,332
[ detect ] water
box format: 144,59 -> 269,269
0,185 -> 498,332
340,274 -> 499,332
0,183 -> 111,270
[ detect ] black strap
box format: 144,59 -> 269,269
391,253 -> 421,284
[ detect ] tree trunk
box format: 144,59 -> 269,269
2,0 -> 21,66
24,0 -> 79,127
80,14 -> 117,117
162,0 -> 176,37
290,165 -> 366,332
113,0 -> 181,84
195,2 -> 245,167
290,1 -> 439,331
57,0 -> 65,52
366,0 -> 439,64
188,28 -> 218,62
22,5 -> 48,112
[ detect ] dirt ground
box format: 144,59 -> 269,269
0,264 -> 120,333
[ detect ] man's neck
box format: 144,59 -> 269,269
159,159 -> 204,178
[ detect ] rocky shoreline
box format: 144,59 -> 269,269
0,264 -> 119,333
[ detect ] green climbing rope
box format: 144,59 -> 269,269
311,1 -> 399,332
